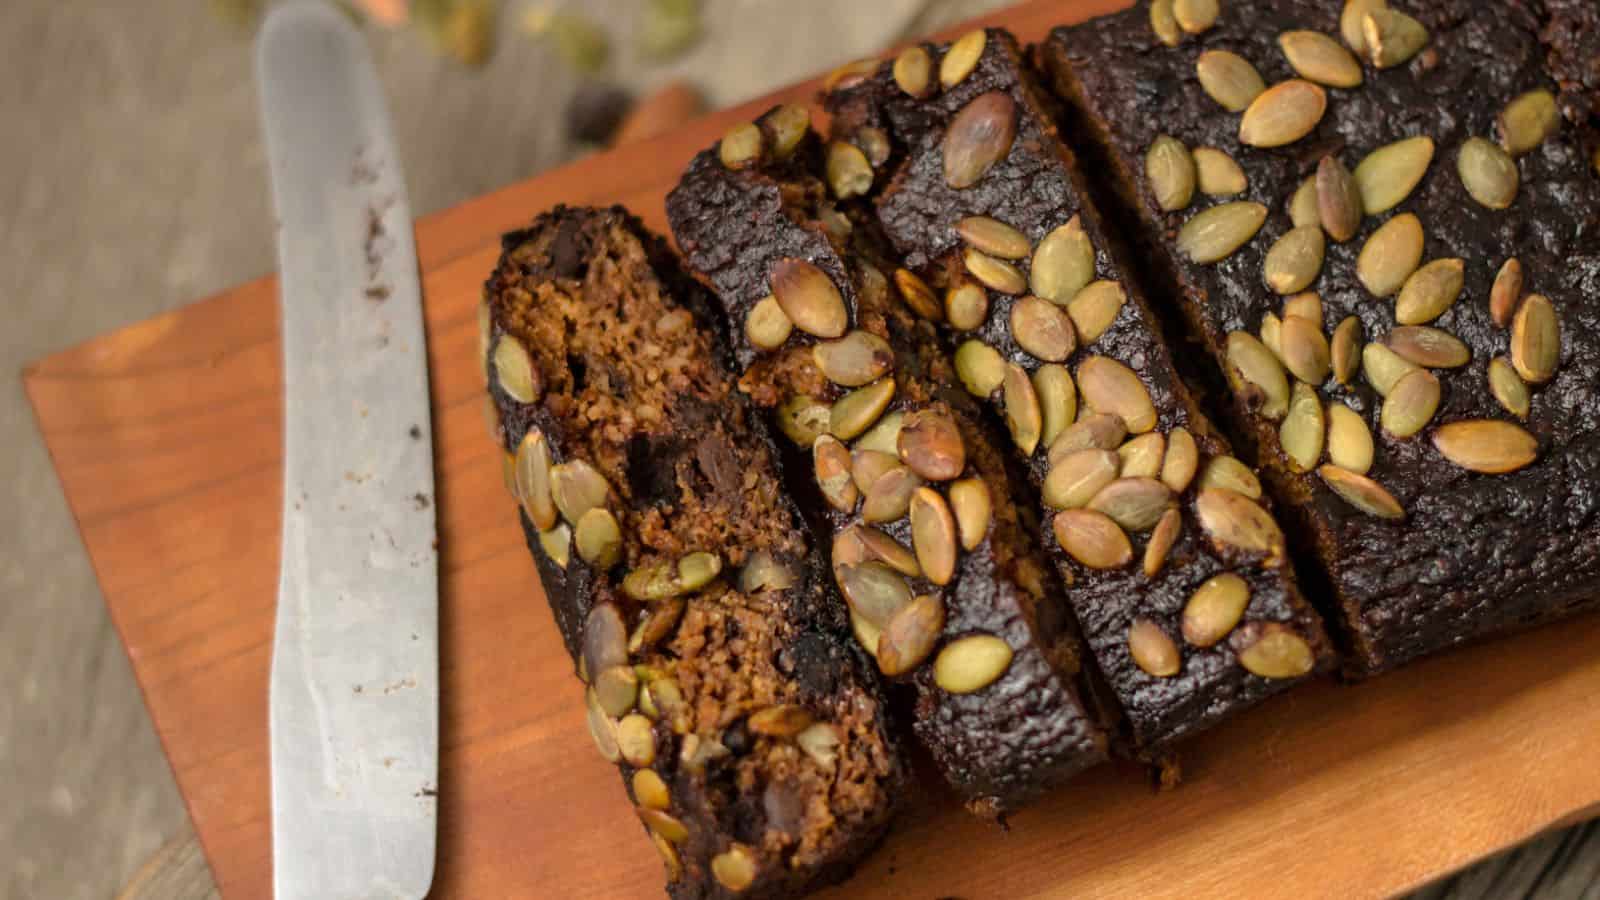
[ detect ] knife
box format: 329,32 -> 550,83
257,4 -> 438,898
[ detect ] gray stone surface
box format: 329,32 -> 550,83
0,1 -> 1591,897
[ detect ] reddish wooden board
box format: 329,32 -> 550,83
23,1 -> 1600,897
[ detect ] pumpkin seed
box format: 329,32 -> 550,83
1053,508 -> 1133,569
1331,315 -> 1363,385
1196,487 -> 1286,563
1194,146 -> 1248,196
1499,89 -> 1560,156
765,104 -> 812,160
1178,201 -> 1268,264
1031,216 -> 1096,303
627,600 -> 686,655
1511,293 -> 1559,385
746,295 -> 793,350
739,550 -> 797,593
1067,280 -> 1126,345
1354,137 -> 1434,215
1490,258 -> 1523,328
1289,177 -> 1320,229
749,704 -> 813,738
826,141 -> 874,200
1340,0 -> 1385,56
1119,432 -> 1167,479
1260,312 -> 1283,358
550,459 -> 610,525
1044,448 -> 1121,510
582,603 -> 629,686
1362,342 -> 1420,396
1283,292 -> 1323,324
617,714 -> 657,767
944,281 -> 989,331
1182,572 -> 1251,648
823,58 -> 877,93
711,846 -> 757,892
1264,226 -> 1326,295
898,408 -> 966,482
856,526 -> 921,578
910,488 -> 959,585
814,435 -> 858,511
574,508 -> 623,567
586,688 -> 620,761
776,394 -> 830,446
933,634 -> 1013,694
719,121 -> 765,170
830,377 -> 895,440
950,478 -> 992,551
1078,355 -> 1158,433
893,45 -> 933,98
1162,427 -> 1200,493
1326,403 -> 1375,474
851,611 -> 882,658
1173,0 -> 1219,34
1362,8 -> 1428,68
1388,326 -> 1471,368
861,465 -> 921,523
964,248 -> 1027,294
1380,368 -> 1441,438
1129,618 -> 1181,677
1143,507 -> 1183,578
877,593 -> 946,676
514,429 -> 558,531
1280,29 -> 1363,88
813,330 -> 893,387
1395,258 -> 1465,325
1198,455 -> 1263,499
495,333 -> 540,405
1316,154 -> 1363,242
1240,80 -> 1327,148
838,561 -> 913,627
676,552 -> 722,592
1234,623 -> 1316,679
539,524 -> 571,568
957,216 -> 1031,260
1318,464 -> 1403,518
1090,477 -> 1175,531
770,258 -> 848,338
1003,362 -> 1044,455
1280,382 -> 1326,473
1048,413 -> 1129,467
853,410 -> 905,456
1146,135 -> 1198,211
1432,420 -> 1538,474
1034,364 -> 1078,447
1150,0 -> 1182,46
955,340 -> 1005,397
595,664 -> 639,718
633,769 -> 670,810
940,29 -> 987,88
1011,295 -> 1078,363
944,91 -> 1016,189
1457,137 -> 1519,210
1226,330 -> 1291,420
797,722 -> 841,769
1356,212 -> 1423,297
1488,357 -> 1531,419
894,267 -> 943,322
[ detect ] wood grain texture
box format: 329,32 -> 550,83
14,0 -> 1600,898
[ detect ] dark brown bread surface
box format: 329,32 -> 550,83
483,207 -> 904,898
1044,0 -> 1600,675
823,27 -> 1333,756
667,109 -> 1110,815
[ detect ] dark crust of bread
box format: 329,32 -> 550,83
668,129 -> 1111,815
1043,1 -> 1600,675
484,206 -> 904,899
822,27 -> 1334,755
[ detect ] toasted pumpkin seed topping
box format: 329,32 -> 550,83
1318,464 -> 1404,519
1197,50 -> 1265,113
1279,29 -> 1363,88
1194,146 -> 1248,196
941,29 -> 987,88
1432,420 -> 1538,474
1147,136 -> 1198,211
1499,89 -> 1560,156
1178,202 -> 1267,264
1353,137 -> 1434,215
1129,617 -> 1181,677
1030,216 -> 1096,303
934,634 -> 1014,694
1239,80 -> 1327,148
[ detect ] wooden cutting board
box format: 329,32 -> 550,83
23,1 -> 1600,897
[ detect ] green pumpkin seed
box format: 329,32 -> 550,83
1499,89 -> 1560,156
1067,280 -> 1126,345
955,339 -> 1006,397
1488,357 -> 1530,419
1432,420 -> 1538,474
1264,225 -> 1326,295
1161,426 -> 1200,493
1490,258 -> 1523,328
770,258 -> 848,338
719,122 -> 765,170
1457,137 -> 1519,210
838,561 -> 913,627
1362,8 -> 1428,68
1182,572 -> 1251,648
514,429 -> 558,531
1146,136 -> 1198,211
1196,50 -> 1265,113
1318,464 -> 1404,519
1150,0 -> 1182,46
945,281 -> 989,331
893,46 -> 933,98
898,408 -> 967,482
493,334 -> 539,404
1003,363 -> 1043,454
1380,368 -> 1441,438
1193,146 -> 1248,196
1284,291 -> 1323,323
825,141 -> 874,200
1388,326 -> 1471,368
1260,311 -> 1283,358
586,689 -> 620,761
1279,29 -> 1363,88
861,465 -> 921,523
1143,507 -> 1183,577
1356,212 -> 1423,297
893,268 -> 943,322
1234,623 -> 1317,679
1316,154 -> 1363,242
1031,216 -> 1096,303
1173,0 -> 1219,34
909,488 -> 959,586
539,524 -> 571,569
1511,293 -> 1559,384
813,330 -> 893,387
1340,0 -> 1385,56
1048,413 -> 1128,467
1395,258 -> 1465,325
1118,432 -> 1167,480
776,394 -> 830,446
1195,487 -> 1285,563
940,29 -> 987,88
1354,137 -> 1434,215
1053,508 -> 1133,569
595,664 -> 639,718
957,216 -> 1032,260
1326,403 -> 1375,474
574,508 -> 623,568
933,634 -> 1013,694
1089,477 -> 1175,531
877,593 -> 946,677
1331,315 -> 1363,385
1078,355 -> 1157,433
853,410 -> 905,456
1279,382 -> 1326,473
765,104 -> 812,161
1034,364 -> 1078,447
746,295 -> 793,350
1289,176 -> 1320,228
1129,618 -> 1181,677
949,478 -> 992,551
855,525 -> 921,578
1178,202 -> 1267,264
551,459 -> 611,525
830,377 -> 896,440
943,91 -> 1016,189
814,435 -> 858,511
965,248 -> 1027,295
1043,448 -> 1121,510
1198,455 -> 1263,499
1226,330 -> 1291,420
1011,295 -> 1078,362
1240,80 -> 1327,148
1361,342 -> 1420,397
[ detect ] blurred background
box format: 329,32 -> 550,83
1,0 -> 1594,897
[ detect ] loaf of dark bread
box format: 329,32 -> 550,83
483,206 -> 904,898
667,105 -> 1111,815
821,27 -> 1334,758
1042,0 -> 1600,675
